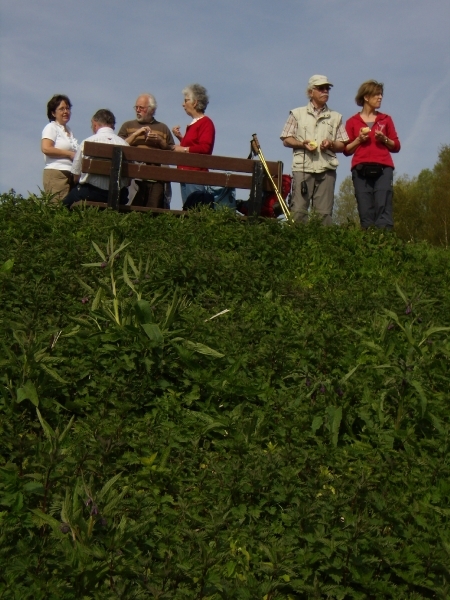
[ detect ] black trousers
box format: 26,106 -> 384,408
352,166 -> 394,229
63,183 -> 128,209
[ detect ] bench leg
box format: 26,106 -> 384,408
107,146 -> 123,210
248,161 -> 264,218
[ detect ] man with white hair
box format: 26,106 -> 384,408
280,75 -> 349,225
118,93 -> 174,208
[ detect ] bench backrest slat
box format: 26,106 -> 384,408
83,142 -> 280,175
82,158 -> 275,190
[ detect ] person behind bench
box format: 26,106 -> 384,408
63,109 -> 129,209
118,93 -> 174,209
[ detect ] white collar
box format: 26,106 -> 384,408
189,115 -> 205,125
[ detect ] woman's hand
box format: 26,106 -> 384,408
172,125 -> 182,141
358,128 -> 370,143
374,129 -> 393,148
374,129 -> 389,144
172,145 -> 189,153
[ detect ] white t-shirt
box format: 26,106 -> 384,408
42,121 -> 78,170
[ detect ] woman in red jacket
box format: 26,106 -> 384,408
172,83 -> 215,207
344,80 -> 400,229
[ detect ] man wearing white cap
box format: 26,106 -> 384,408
280,75 -> 349,225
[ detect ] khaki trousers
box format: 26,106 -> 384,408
42,169 -> 73,203
291,170 -> 336,226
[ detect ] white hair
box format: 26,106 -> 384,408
137,93 -> 157,111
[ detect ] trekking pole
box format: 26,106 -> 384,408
251,134 -> 292,221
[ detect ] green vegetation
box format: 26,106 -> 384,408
334,144 -> 450,248
1,193 -> 449,599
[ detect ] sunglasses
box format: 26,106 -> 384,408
314,85 -> 331,91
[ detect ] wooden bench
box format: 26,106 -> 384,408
78,141 -> 283,216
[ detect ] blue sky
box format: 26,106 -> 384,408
1,0 -> 449,209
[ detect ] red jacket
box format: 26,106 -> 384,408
344,112 -> 400,170
179,115 -> 215,171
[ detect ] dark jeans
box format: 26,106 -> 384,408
352,166 -> 394,229
180,183 -> 206,206
183,190 -> 214,210
63,183 -> 128,209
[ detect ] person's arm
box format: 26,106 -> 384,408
282,136 -> 317,152
173,145 -> 189,153
171,126 -> 185,152
344,129 -> 369,156
41,138 -> 76,161
280,113 -> 316,152
321,118 -> 350,153
174,118 -> 215,154
186,118 -> 215,154
117,122 -> 149,145
342,117 -> 368,156
321,140 -> 346,153
70,145 -> 83,184
122,126 -> 150,145
374,117 -> 401,153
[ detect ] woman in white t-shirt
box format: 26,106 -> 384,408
41,94 -> 78,201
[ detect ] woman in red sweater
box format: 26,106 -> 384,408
344,80 -> 400,229
172,83 -> 215,207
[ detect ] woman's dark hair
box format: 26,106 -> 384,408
355,80 -> 384,107
46,94 -> 72,121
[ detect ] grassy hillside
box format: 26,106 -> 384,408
1,193 -> 449,599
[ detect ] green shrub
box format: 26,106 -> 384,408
1,194 -> 449,599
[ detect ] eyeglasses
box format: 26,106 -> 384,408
314,85 -> 331,92
134,105 -> 149,111
56,106 -> 71,112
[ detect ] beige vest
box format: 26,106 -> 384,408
290,105 -> 342,173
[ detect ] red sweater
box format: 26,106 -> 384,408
179,115 -> 215,171
344,112 -> 400,170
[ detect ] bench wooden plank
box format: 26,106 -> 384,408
78,142 -> 285,214
81,158 -> 275,190
83,142 -> 280,175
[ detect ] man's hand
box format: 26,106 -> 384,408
137,126 -> 151,138
304,140 -> 318,152
320,139 -> 333,151
145,131 -> 168,149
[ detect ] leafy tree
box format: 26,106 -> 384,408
333,175 -> 360,226
394,169 -> 433,241
394,145 -> 450,246
428,144 -> 450,247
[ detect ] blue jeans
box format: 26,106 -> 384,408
180,183 -> 206,207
